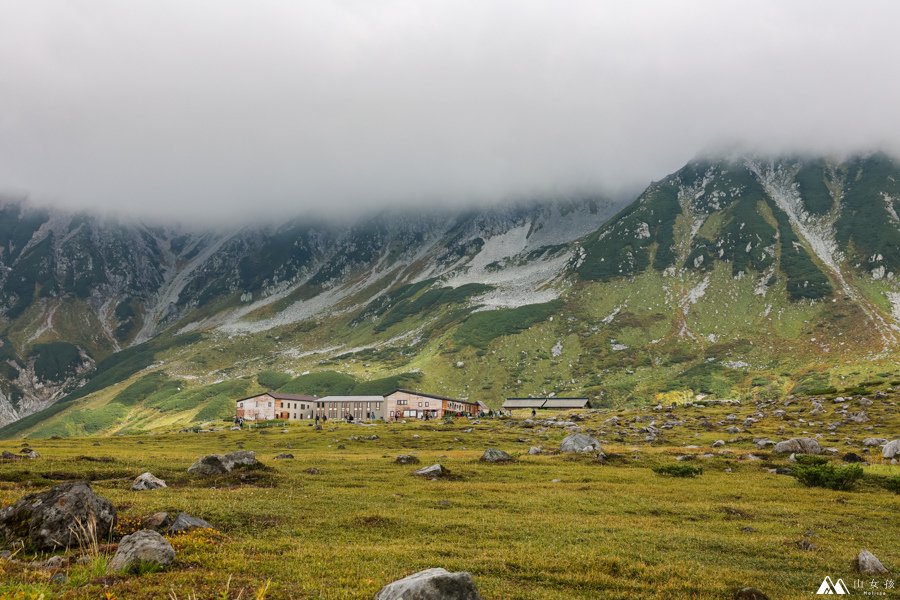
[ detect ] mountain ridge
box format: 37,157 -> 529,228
1,152 -> 898,437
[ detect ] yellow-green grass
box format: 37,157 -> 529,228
1,398 -> 897,599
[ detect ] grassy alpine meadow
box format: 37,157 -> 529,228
0,397 -> 898,600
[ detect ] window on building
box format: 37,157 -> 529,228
425,402 -> 429,407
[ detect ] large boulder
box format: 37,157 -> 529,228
187,450 -> 259,476
856,549 -> 888,575
862,437 -> 886,447
882,440 -> 900,459
375,568 -> 482,600
480,448 -> 513,463
0,481 -> 115,551
108,530 -> 175,573
414,464 -> 447,478
132,472 -> 167,491
773,438 -> 821,455
560,433 -> 602,453
167,512 -> 213,534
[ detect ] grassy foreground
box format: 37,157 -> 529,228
0,398 -> 898,599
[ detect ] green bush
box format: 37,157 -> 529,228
767,199 -> 832,300
792,372 -> 835,396
147,379 -> 249,414
257,370 -> 292,390
664,362 -> 743,397
652,464 -> 703,478
872,475 -> 900,494
278,370 -> 357,396
112,372 -> 180,406
454,301 -> 562,349
351,372 -> 423,395
30,342 -> 84,383
793,454 -> 829,466
375,283 -> 491,331
792,463 -> 863,490
577,181 -> 680,280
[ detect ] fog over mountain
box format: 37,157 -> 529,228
1,1 -> 899,221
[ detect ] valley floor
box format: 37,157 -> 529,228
0,398 -> 898,599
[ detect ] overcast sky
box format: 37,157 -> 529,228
1,1 -> 898,221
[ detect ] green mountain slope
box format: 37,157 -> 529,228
1,153 -> 899,438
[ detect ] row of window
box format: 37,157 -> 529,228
315,402 -> 382,409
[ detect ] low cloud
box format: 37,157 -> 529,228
1,1 -> 898,221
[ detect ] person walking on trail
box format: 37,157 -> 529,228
531,408 -> 536,418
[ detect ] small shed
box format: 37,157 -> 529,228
542,398 -> 592,409
502,398 -> 546,410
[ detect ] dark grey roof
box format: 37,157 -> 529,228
502,397 -> 591,409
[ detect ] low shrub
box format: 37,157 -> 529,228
794,455 -> 829,466
792,463 -> 864,490
652,464 -> 703,478
870,474 -> 900,494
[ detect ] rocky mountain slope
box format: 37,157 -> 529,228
0,195 -> 618,428
1,152 -> 898,437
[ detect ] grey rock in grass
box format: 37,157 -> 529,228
132,472 -> 167,491
559,433 -> 602,453
527,447 -> 543,455
856,549 -> 888,575
712,440 -> 725,448
847,411 -> 869,424
19,448 -> 39,459
187,450 -> 259,475
480,448 -> 513,463
773,438 -> 821,455
375,567 -> 482,600
0,481 -> 115,551
862,437 -> 886,447
395,454 -> 420,465
274,453 -> 294,460
143,512 -> 173,531
108,530 -> 175,573
414,464 -> 447,478
882,440 -> 900,459
44,555 -> 66,569
734,587 -> 770,600
167,512 -> 213,534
